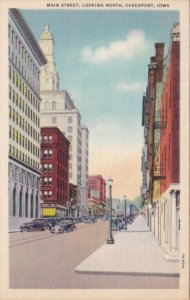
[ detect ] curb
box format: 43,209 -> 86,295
75,269 -> 180,277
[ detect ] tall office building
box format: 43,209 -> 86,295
39,25 -> 89,215
8,9 -> 47,230
81,126 -> 89,216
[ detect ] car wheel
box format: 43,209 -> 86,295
43,225 -> 50,231
22,227 -> 29,232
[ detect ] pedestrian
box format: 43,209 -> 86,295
118,220 -> 122,231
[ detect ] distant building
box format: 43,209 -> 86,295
39,24 -> 89,216
88,175 -> 106,215
81,126 -> 89,216
40,127 -> 70,217
8,9 -> 47,230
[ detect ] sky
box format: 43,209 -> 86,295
21,9 -> 179,200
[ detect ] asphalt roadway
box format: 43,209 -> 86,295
9,221 -> 179,289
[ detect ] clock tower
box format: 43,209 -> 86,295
39,24 -> 60,90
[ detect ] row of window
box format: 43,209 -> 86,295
41,163 -> 52,172
9,126 -> 39,158
9,86 -> 40,126
45,101 -> 57,110
9,26 -> 40,93
9,108 -> 39,142
41,178 -> 66,192
41,149 -> 53,158
9,164 -> 39,188
9,67 -> 40,111
41,135 -> 52,143
9,145 -> 39,170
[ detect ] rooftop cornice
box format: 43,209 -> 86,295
9,9 -> 47,66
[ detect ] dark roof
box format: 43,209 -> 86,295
9,9 -> 47,66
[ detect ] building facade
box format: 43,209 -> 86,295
141,23 -> 180,261
8,9 -> 47,230
39,24 -> 89,216
88,175 -> 106,215
81,126 -> 89,217
40,127 -> 70,217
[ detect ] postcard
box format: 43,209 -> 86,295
0,0 -> 189,299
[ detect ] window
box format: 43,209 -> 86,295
43,177 -> 52,185
52,101 -> 56,109
9,66 -> 11,79
68,127 -> 72,133
43,136 -> 48,143
43,164 -> 52,171
43,191 -> 52,198
43,149 -> 52,158
52,117 -> 56,124
13,90 -> 15,103
45,101 -> 50,110
13,70 -> 15,84
68,135 -> 72,142
68,116 -> 73,123
9,86 -> 11,99
16,75 -> 18,87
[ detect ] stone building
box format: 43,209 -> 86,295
39,24 -> 89,216
8,9 -> 47,230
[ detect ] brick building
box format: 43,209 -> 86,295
88,175 -> 106,215
40,127 -> 70,217
141,23 -> 180,261
158,23 -> 180,260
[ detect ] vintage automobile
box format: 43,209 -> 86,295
45,217 -> 61,227
51,220 -> 76,234
83,216 -> 97,224
20,218 -> 52,232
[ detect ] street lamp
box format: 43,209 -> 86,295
123,195 -> 127,229
107,177 -> 114,244
77,203 -> 80,217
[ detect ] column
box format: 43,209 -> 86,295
170,190 -> 177,252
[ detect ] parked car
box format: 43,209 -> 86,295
84,216 -> 97,224
51,220 -> 76,234
45,217 -> 61,227
20,218 -> 52,232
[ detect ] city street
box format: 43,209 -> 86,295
9,219 -> 179,289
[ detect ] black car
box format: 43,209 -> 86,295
46,217 -> 61,227
20,218 -> 52,232
51,220 -> 76,233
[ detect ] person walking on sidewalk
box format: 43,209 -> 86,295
118,220 -> 123,231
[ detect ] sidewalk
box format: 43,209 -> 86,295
75,215 -> 180,276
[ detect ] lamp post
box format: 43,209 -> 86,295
148,202 -> 152,230
107,177 -> 114,244
123,195 -> 127,229
77,203 -> 80,217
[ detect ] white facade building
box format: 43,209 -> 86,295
81,126 -> 89,216
8,9 -> 47,230
39,25 -> 89,214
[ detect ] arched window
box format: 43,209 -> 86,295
25,190 -> 28,217
30,192 -> 33,218
35,194 -> 38,218
19,188 -> 22,217
45,101 -> 50,110
13,186 -> 16,216
52,101 -> 56,110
